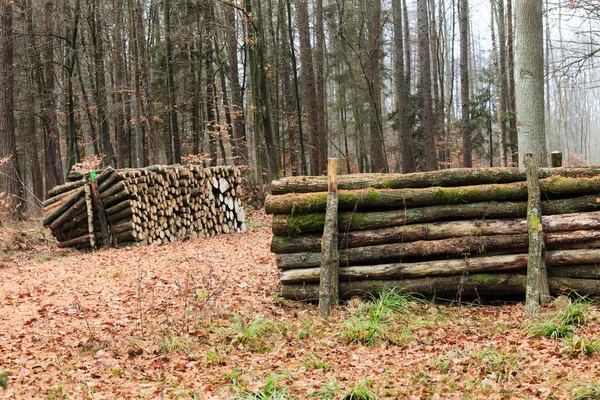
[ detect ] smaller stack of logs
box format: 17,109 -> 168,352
43,165 -> 246,248
266,167 -> 600,301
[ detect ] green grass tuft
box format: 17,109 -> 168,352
343,378 -> 380,400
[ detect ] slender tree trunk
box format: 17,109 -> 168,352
65,0 -> 81,173
286,0 -> 307,175
0,0 -> 25,218
164,0 -> 181,163
113,0 -> 128,168
296,0 -> 320,175
418,0 -> 437,171
393,0 -> 414,172
315,0 -> 327,174
43,0 -> 63,192
136,0 -> 158,164
459,0 -> 471,167
91,0 -> 113,167
368,0 -> 387,172
225,7 -> 249,166
24,0 -> 44,204
506,0 -> 518,164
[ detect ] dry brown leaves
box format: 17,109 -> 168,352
1,210 -> 599,399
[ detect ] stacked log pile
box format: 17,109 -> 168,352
266,167 -> 600,300
43,165 -> 246,248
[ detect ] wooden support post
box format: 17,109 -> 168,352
89,171 -> 111,248
83,178 -> 96,249
525,153 -> 551,318
551,151 -> 563,168
319,158 -> 339,317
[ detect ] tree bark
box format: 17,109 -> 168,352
319,159 -> 339,316
269,211 -> 600,253
280,274 -> 600,301
516,0 -> 547,167
392,0 -> 414,173
525,154 -> 551,317
0,0 -> 25,219
275,230 -> 600,269
270,166 -> 600,195
271,193 -> 600,236
459,0 -> 471,167
417,0 -> 437,171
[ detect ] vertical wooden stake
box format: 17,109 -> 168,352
84,177 -> 96,250
550,151 -> 562,168
525,153 -> 551,318
319,158 -> 339,317
89,171 -> 111,248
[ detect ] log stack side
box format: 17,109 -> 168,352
266,167 -> 600,301
43,165 -> 246,248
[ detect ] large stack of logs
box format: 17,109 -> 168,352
43,165 -> 246,248
266,167 -> 600,300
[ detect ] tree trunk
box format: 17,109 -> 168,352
459,0 -> 471,167
393,0 -> 414,173
369,0 -> 387,173
91,0 -> 113,167
113,0 -> 128,169
266,174 -> 600,214
271,194 -> 600,236
136,0 -> 158,165
225,6 -> 248,166
417,0 -> 437,171
319,159 -> 339,316
296,0 -> 320,175
0,0 -> 25,219
525,154 -> 551,317
275,230 -> 600,269
43,0 -> 64,193
516,0 -> 547,167
270,211 -> 600,253
314,0 -> 327,175
164,0 -> 181,164
280,274 -> 600,301
269,166 -> 600,194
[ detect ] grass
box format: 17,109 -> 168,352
573,385 -> 600,399
529,297 -> 595,340
235,316 -> 278,352
47,385 -> 70,400
343,378 -> 380,400
308,381 -> 341,399
563,336 -> 600,357
238,373 -> 289,399
303,353 -> 330,371
157,331 -> 191,354
343,289 -> 419,345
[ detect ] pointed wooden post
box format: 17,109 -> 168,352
83,177 -> 96,249
525,153 -> 551,318
319,158 -> 339,317
89,171 -> 111,248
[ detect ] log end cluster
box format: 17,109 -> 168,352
43,165 -> 247,249
267,167 -> 600,301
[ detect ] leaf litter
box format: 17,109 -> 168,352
0,210 -> 599,399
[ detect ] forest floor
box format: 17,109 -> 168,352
1,209 -> 600,399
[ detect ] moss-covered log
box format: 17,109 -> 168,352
280,274 -> 600,301
549,265 -> 600,279
270,167 -> 600,195
266,175 -> 600,215
270,211 -> 600,253
279,248 -> 600,284
272,194 -> 600,236
276,229 -> 600,269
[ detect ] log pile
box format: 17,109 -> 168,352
266,167 -> 600,301
43,165 -> 246,248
